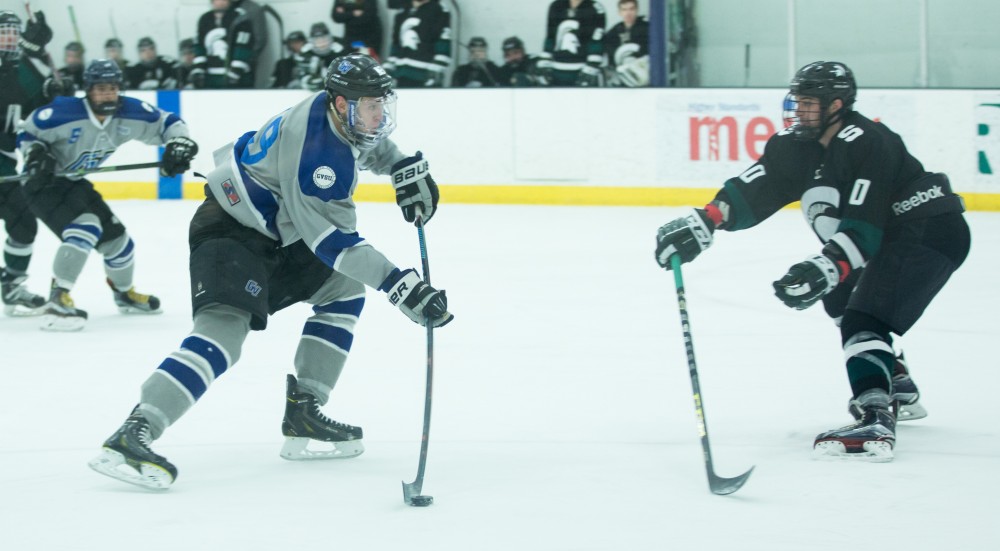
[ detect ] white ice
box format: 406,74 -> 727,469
1,201 -> 998,550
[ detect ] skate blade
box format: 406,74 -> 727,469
279,437 -> 365,461
3,304 -> 46,317
117,305 -> 163,315
896,402 -> 928,421
813,440 -> 894,463
39,314 -> 86,332
88,449 -> 174,491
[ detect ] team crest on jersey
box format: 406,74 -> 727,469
221,179 -> 241,206
312,166 -> 336,189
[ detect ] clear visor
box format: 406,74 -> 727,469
312,35 -> 332,53
0,24 -> 20,61
344,92 -> 397,150
782,93 -> 823,140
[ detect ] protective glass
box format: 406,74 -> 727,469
344,91 -> 397,150
0,22 -> 20,61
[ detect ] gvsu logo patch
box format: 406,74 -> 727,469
221,179 -> 241,206
312,166 -> 336,189
244,279 -> 262,297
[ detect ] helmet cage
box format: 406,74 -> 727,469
335,92 -> 398,151
0,13 -> 21,62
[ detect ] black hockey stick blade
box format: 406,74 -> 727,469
709,466 -> 755,495
670,255 -> 754,496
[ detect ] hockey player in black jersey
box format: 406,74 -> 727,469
603,0 -> 649,87
0,9 -> 72,316
385,0 -> 452,88
125,37 -> 180,90
654,61 -> 970,462
540,0 -> 607,87
190,0 -> 256,89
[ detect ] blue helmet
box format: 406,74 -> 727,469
83,59 -> 123,116
83,59 -> 124,90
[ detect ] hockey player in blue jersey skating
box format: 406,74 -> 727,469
17,59 -> 197,331
654,61 -> 969,462
89,53 -> 453,490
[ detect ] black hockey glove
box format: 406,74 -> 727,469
382,268 -> 453,328
391,151 -> 439,225
22,143 -> 56,187
655,208 -> 715,269
42,75 -> 76,100
772,254 -> 843,310
19,11 -> 53,56
160,137 -> 199,177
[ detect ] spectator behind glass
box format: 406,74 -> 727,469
125,37 -> 179,90
385,0 -> 452,88
270,30 -> 308,89
176,38 -> 196,89
604,0 -> 649,87
299,22 -> 346,91
497,36 -> 549,87
58,41 -> 84,89
331,0 -> 383,59
451,37 -> 500,87
190,0 -> 256,89
540,0 -> 607,87
104,38 -> 129,72
232,0 -> 268,80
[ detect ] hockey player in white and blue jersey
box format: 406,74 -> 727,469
89,53 -> 452,490
18,59 -> 198,331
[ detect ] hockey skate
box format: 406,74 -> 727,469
891,352 -> 928,421
0,270 -> 46,316
108,279 -> 162,315
280,374 -> 365,460
88,407 -> 177,491
39,282 -> 87,331
815,389 -> 896,462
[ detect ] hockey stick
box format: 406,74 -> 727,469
67,5 -> 82,46
401,211 -> 436,507
0,161 -> 162,184
670,254 -> 754,495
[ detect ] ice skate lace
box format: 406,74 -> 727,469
127,417 -> 155,448
309,403 -> 354,430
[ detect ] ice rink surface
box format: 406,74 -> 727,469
1,200 -> 997,550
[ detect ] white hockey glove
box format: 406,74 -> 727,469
383,269 -> 453,328
772,254 -> 843,310
655,208 -> 716,269
391,151 -> 439,225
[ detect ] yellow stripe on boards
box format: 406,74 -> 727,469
92,180 -> 1000,211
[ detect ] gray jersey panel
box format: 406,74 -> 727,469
18,95 -> 190,175
205,91 -> 412,291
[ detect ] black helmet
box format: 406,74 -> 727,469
325,53 -> 393,102
179,38 -> 195,55
790,61 -> 856,108
310,22 -> 331,38
105,37 -> 123,50
65,41 -> 84,54
325,53 -> 396,150
138,36 -> 155,50
0,10 -> 22,62
784,61 -> 857,140
83,59 -> 124,116
285,30 -> 306,44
